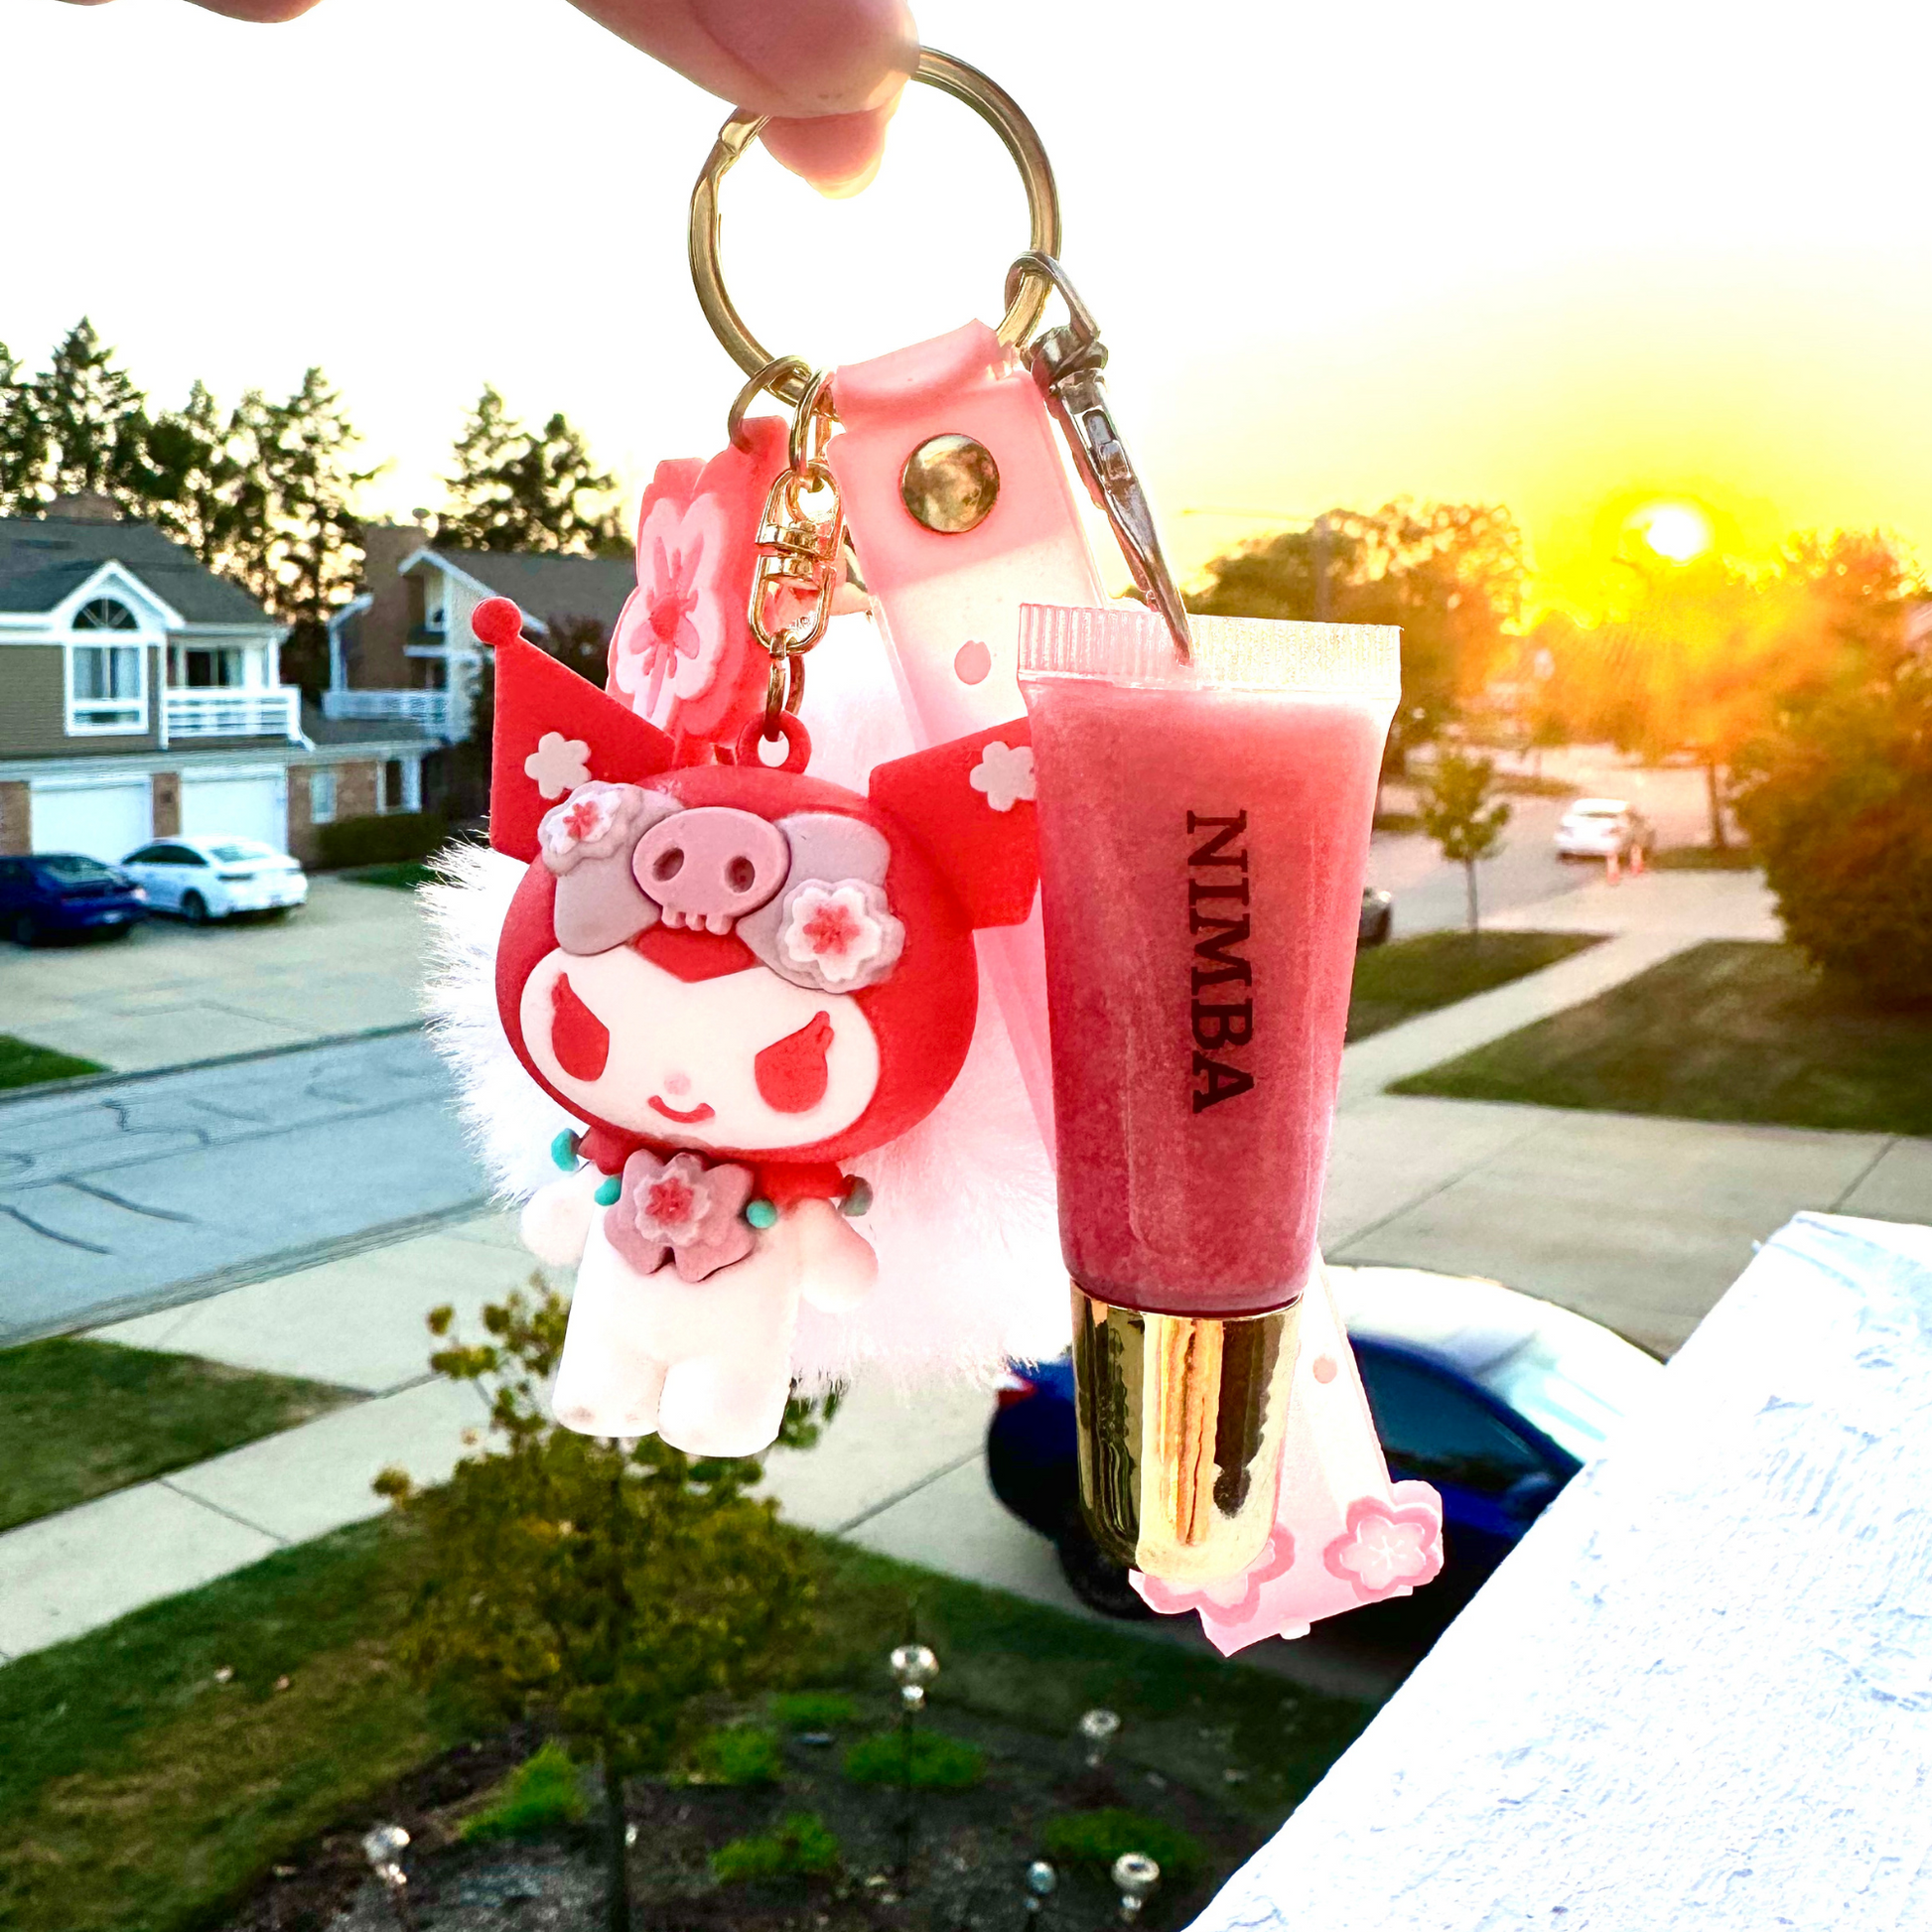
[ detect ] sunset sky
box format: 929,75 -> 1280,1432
7,0 -> 1931,619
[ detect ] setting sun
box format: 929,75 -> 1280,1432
1638,503 -> 1715,564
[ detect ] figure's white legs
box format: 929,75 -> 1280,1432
656,1351 -> 793,1458
552,1238 -> 669,1438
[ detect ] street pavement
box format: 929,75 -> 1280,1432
0,1030 -> 490,1343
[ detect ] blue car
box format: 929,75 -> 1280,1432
987,1267 -> 1663,1621
0,852 -> 151,946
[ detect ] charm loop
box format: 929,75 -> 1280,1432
689,48 -> 1062,401
727,353 -> 813,452
735,710 -> 812,773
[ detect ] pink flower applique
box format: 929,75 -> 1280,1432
523,731 -> 591,800
603,1150 -> 757,1284
607,420 -> 785,749
1323,1495 -> 1445,1600
537,781 -> 642,875
778,881 -> 904,990
1134,1527 -> 1298,1626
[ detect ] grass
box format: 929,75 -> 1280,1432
0,1520 -> 1371,1932
339,861 -> 438,891
694,1725 -> 785,1787
1371,808 -> 1422,834
1647,844 -> 1759,872
842,1728 -> 986,1790
0,1338 -> 355,1534
0,1035 -> 106,1091
712,1810 -> 843,1882
1042,1807 -> 1206,1885
1347,929 -> 1604,1042
460,1741 -> 589,1843
1393,939 -> 1932,1136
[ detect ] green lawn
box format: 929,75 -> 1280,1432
0,1035 -> 105,1090
339,861 -> 438,891
1393,939 -> 1932,1136
0,1339 -> 355,1534
1647,844 -> 1759,872
0,1520 -> 1371,1932
1348,929 -> 1604,1042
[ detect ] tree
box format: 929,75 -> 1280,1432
0,341 -> 47,514
1188,501 -> 1526,775
1419,747 -> 1511,931
439,385 -> 630,557
26,318 -> 155,510
374,1285 -> 818,1932
1731,653 -> 1932,1008
1534,531 -> 1917,848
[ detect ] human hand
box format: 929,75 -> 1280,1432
55,0 -> 918,196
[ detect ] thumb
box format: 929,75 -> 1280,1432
571,0 -> 917,193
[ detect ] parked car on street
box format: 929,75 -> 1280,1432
1359,886 -> 1394,946
1554,797 -> 1655,862
0,853 -> 150,946
120,837 -> 309,924
987,1266 -> 1663,1622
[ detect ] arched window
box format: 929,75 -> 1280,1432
73,598 -> 140,632
68,598 -> 146,732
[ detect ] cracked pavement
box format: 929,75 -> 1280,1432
0,1032 -> 491,1341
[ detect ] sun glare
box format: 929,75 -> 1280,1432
1639,503 -> 1714,564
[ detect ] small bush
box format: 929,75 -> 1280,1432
694,1725 -> 783,1787
712,1811 -> 842,1883
774,1691 -> 856,1731
842,1728 -> 985,1791
316,811 -> 449,871
460,1741 -> 588,1843
1042,1809 -> 1205,1885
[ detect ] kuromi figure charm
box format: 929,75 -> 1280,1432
479,599 -> 1040,1457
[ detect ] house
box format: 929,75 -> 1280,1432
324,522 -> 635,752
0,495 -> 432,866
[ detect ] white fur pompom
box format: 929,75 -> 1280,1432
420,612 -> 1071,1394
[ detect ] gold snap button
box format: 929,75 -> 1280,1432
899,434 -> 1001,534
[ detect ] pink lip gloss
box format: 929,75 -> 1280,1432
1018,604 -> 1399,1580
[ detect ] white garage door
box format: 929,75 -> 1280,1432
180,770 -> 288,850
31,776 -> 155,864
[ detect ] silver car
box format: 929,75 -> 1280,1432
1554,798 -> 1655,863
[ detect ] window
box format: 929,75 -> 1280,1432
182,646 -> 245,688
1356,1352 -> 1549,1494
309,769 -> 338,825
74,598 -> 138,632
69,640 -> 146,733
378,759 -> 420,813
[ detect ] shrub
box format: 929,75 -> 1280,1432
315,811 -> 449,870
1732,658 -> 1932,1008
842,1728 -> 985,1791
773,1691 -> 856,1731
460,1741 -> 588,1843
694,1725 -> 783,1787
712,1811 -> 842,1882
1041,1808 -> 1205,1885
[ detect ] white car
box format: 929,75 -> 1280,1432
120,836 -> 309,924
1554,798 -> 1655,862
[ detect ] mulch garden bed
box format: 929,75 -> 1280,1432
221,1702 -> 1262,1932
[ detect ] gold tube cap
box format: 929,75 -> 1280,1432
1069,1286 -> 1302,1585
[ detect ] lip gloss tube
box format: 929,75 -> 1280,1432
1018,604 -> 1399,1581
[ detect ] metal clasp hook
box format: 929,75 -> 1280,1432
1005,251 -> 1192,662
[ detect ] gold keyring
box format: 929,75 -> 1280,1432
689,47 -> 1062,405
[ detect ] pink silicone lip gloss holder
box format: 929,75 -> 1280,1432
828,321 -> 1108,1151
1018,602 -> 1400,1581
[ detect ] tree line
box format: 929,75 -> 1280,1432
0,319 -> 628,690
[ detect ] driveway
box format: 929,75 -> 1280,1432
0,877 -> 428,1073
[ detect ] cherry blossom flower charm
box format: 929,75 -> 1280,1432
538,781 -> 647,875
604,1150 -> 757,1283
775,880 -> 905,992
607,416 -> 787,751
1323,1496 -> 1445,1600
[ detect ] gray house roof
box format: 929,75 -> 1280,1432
0,514 -> 274,625
431,548 -> 636,632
